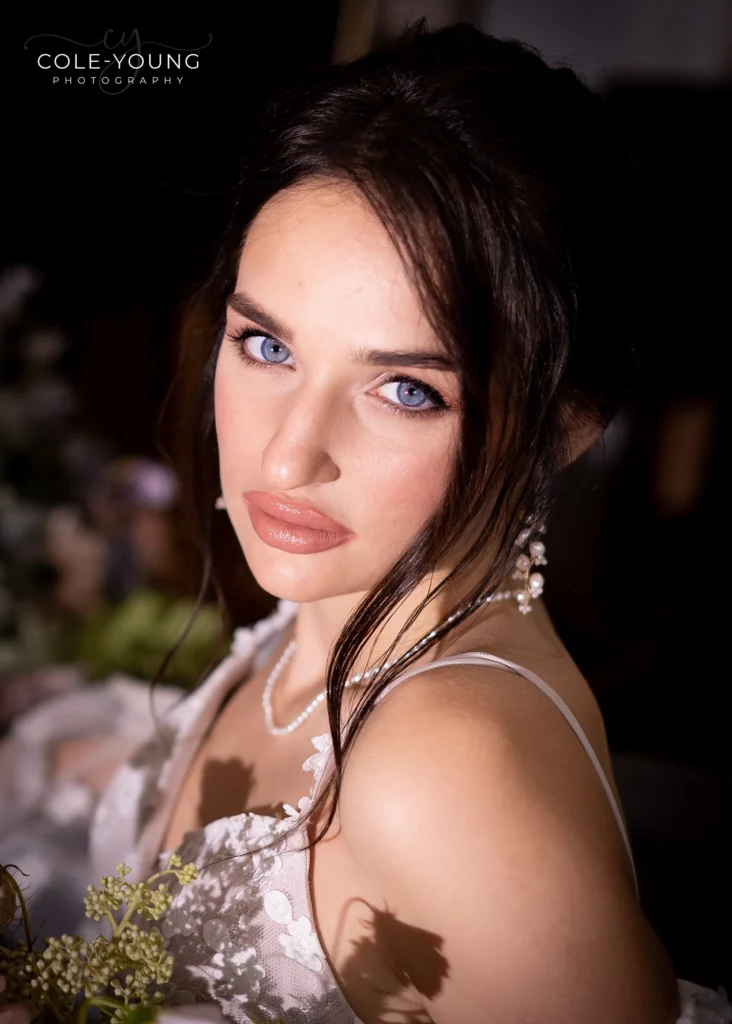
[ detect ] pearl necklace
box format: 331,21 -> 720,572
262,587 -> 516,736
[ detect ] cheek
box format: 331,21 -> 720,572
355,435 -> 454,543
213,351 -> 265,475
214,341 -> 456,549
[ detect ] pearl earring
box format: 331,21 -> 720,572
215,494 -> 226,510
512,521 -> 547,614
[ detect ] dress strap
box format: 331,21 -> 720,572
374,650 -> 640,899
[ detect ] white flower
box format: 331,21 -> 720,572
282,795 -> 312,821
278,915 -> 324,972
301,733 -> 333,794
263,890 -> 324,973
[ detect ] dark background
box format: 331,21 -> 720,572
1,4 -> 729,992
1,14 -> 340,453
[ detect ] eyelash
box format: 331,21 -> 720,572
224,325 -> 450,419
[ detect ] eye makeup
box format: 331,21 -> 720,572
224,325 -> 451,419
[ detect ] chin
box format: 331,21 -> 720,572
238,536 -> 370,605
248,567 -> 362,605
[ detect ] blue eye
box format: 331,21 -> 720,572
226,325 -> 448,418
251,334 -> 292,364
379,379 -> 433,409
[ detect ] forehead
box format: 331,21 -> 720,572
240,180 -> 393,270
235,181 -> 435,345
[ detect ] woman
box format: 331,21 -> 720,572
4,18 -> 729,1024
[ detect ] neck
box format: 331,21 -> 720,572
275,565 -> 518,705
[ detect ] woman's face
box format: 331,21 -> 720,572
214,180 -> 462,602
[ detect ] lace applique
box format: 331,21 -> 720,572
199,918 -> 267,1004
209,946 -> 266,1003
91,599 -> 368,1023
301,733 -> 334,798
204,815 -> 289,882
264,891 -> 325,973
282,796 -> 312,821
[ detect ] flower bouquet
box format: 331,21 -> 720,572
0,857 -> 209,1024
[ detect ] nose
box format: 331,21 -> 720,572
260,387 -> 340,490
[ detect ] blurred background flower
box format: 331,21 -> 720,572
0,264 -> 229,730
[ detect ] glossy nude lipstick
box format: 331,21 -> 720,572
243,491 -> 355,554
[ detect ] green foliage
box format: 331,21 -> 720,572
0,855 -> 198,1024
76,590 -> 230,689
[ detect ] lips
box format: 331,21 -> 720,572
242,491 -> 351,535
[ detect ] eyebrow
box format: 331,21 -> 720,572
226,289 -> 456,372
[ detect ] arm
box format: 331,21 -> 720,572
50,733 -> 141,793
338,673 -> 681,1024
1,732 -> 139,794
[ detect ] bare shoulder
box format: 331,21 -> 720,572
337,661 -> 680,1023
339,657 -> 619,876
340,652 -> 606,823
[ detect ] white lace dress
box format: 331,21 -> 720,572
87,599 -> 732,1024
89,599 -> 361,1024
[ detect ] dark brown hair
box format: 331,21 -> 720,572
158,18 -> 640,850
